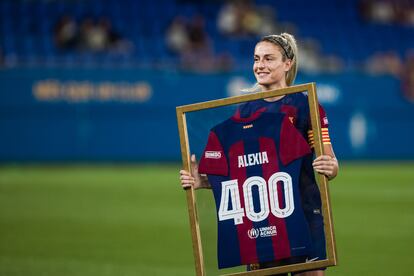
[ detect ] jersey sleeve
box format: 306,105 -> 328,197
318,104 -> 329,128
307,104 -> 331,147
198,130 -> 229,176
280,115 -> 312,166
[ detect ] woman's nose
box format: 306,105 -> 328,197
256,60 -> 265,68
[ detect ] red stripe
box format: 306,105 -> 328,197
229,141 -> 258,265
259,137 -> 291,260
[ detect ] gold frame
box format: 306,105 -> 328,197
176,83 -> 337,276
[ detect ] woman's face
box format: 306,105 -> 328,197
253,41 -> 292,90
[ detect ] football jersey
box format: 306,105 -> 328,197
234,92 -> 329,260
235,93 -> 328,220
198,110 -> 313,269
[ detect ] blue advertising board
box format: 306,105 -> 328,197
0,68 -> 413,161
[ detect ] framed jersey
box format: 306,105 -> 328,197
176,83 -> 337,276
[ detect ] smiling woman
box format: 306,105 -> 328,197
253,35 -> 296,91
179,32 -> 339,276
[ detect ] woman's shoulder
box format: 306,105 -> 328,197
287,92 -> 308,102
282,92 -> 309,108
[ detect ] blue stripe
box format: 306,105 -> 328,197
279,159 -> 312,257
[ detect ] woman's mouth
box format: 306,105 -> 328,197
257,72 -> 269,77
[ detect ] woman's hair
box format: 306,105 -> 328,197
243,32 -> 298,93
260,33 -> 298,86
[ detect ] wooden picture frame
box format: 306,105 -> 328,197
176,83 -> 337,276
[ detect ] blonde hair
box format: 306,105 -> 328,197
244,32 -> 298,92
280,33 -> 298,86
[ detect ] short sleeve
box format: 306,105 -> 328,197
319,104 -> 329,128
198,131 -> 229,176
279,115 -> 312,166
307,104 -> 331,147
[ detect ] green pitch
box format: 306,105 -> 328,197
0,163 -> 413,276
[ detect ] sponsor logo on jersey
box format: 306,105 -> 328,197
243,124 -> 253,129
238,151 -> 269,168
205,151 -> 221,159
247,228 -> 260,239
248,226 -> 277,239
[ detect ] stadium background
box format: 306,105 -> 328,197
0,0 -> 413,275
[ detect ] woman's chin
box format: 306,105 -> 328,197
258,81 -> 274,88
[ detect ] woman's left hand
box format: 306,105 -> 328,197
312,155 -> 338,180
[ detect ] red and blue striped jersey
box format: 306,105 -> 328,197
234,92 -> 330,260
198,111 -> 313,269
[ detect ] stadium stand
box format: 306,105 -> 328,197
0,0 -> 413,71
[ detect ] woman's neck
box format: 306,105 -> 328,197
260,83 -> 287,102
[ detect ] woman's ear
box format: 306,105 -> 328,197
284,59 -> 293,72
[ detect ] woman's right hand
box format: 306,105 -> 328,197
179,154 -> 208,189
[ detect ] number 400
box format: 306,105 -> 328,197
218,172 -> 294,225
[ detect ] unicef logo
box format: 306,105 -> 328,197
247,228 -> 260,239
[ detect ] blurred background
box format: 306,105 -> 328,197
0,0 -> 413,275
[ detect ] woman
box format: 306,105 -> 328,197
180,33 -> 338,276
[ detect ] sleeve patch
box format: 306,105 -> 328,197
308,128 -> 331,148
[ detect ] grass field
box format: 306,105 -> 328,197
0,162 -> 413,276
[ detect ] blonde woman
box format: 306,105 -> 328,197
180,33 -> 338,276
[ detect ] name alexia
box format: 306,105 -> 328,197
238,151 -> 269,168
